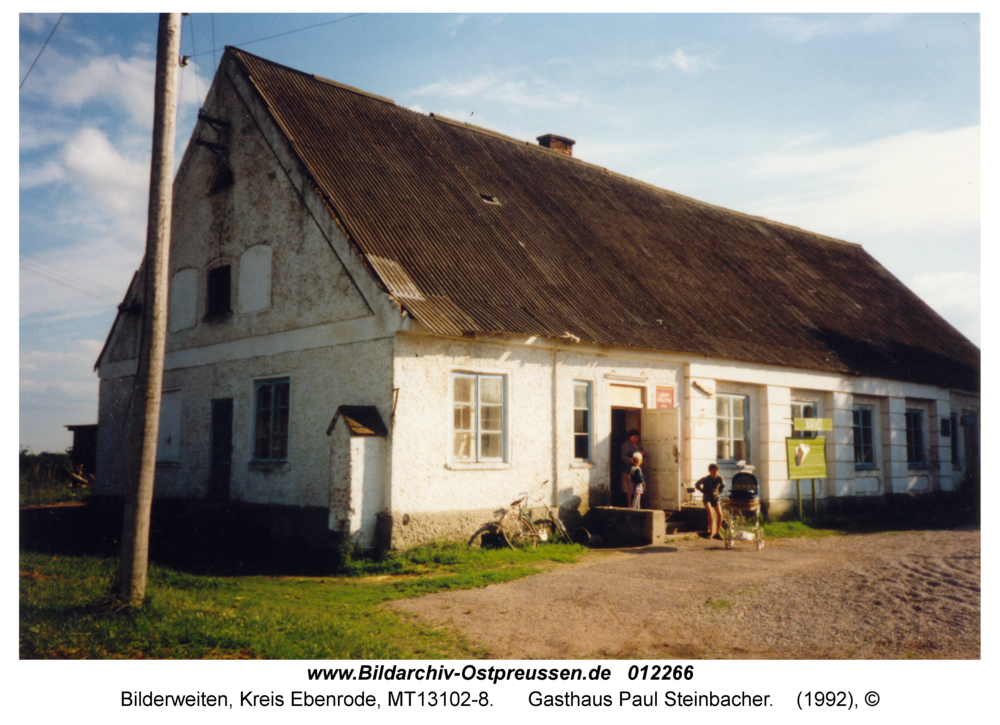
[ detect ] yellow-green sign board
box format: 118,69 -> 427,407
786,436 -> 828,479
793,418 -> 833,432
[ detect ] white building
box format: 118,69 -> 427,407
95,48 -> 980,553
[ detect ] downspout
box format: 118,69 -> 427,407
552,348 -> 559,508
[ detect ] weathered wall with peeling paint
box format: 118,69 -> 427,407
95,53 -> 979,553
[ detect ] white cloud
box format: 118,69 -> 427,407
20,340 -> 105,401
56,54 -> 157,125
412,72 -> 581,109
762,14 -> 906,43
19,12 -> 61,33
19,160 -> 66,188
444,14 -> 473,37
651,49 -> 715,74
742,126 -> 980,240
19,123 -> 71,151
62,127 -> 150,223
21,45 -> 210,131
908,271 -> 980,344
412,75 -> 500,98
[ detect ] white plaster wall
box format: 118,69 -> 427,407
165,53 -> 388,355
97,52 -> 410,515
149,338 -> 393,509
349,436 -> 388,546
390,333 -> 684,519
684,373 -> 717,484
555,349 -> 683,512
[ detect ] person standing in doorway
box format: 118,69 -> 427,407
620,430 -> 645,508
696,463 -> 726,540
630,452 -> 645,509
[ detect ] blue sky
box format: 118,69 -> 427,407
19,12 -> 981,453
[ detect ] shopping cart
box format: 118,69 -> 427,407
722,470 -> 764,551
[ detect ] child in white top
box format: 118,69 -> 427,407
630,452 -> 645,509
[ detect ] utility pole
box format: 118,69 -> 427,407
118,13 -> 182,606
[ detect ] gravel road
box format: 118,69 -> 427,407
393,528 -> 980,659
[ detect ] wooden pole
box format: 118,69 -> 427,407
118,13 -> 182,605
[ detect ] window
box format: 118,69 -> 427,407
254,378 -> 289,461
208,162 -> 234,196
206,265 -> 231,317
791,401 -> 817,439
853,406 -> 876,468
573,381 -> 592,461
452,373 -> 505,462
716,393 -> 748,463
905,409 -> 926,467
950,413 -> 961,470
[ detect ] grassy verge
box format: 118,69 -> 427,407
20,542 -> 589,659
761,520 -> 841,539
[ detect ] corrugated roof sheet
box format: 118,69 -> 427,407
228,48 -> 979,392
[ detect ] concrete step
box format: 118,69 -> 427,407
665,519 -> 702,534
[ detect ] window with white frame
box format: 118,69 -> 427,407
716,393 -> 749,463
573,381 -> 592,461
791,400 -> 817,439
452,373 -> 505,462
254,377 -> 289,461
853,406 -> 876,468
905,409 -> 926,467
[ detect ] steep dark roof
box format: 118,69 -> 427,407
228,48 -> 979,392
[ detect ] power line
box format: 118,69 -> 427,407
20,13 -> 65,90
211,14 -> 218,78
186,13 -> 203,103
187,13 -> 365,59
21,251 -> 123,298
20,254 -> 124,304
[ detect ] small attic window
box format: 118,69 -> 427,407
208,162 -> 234,196
206,265 -> 232,318
480,194 -> 500,205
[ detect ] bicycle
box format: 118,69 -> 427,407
467,483 -> 572,549
498,487 -> 573,549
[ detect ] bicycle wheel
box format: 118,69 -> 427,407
533,515 -> 572,544
467,523 -> 498,548
500,511 -> 538,549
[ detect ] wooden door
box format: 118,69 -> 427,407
208,398 -> 233,501
641,407 -> 681,510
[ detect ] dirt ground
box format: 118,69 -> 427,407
393,528 -> 980,659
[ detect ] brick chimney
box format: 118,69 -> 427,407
537,134 -> 576,157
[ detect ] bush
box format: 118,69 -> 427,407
19,447 -> 91,507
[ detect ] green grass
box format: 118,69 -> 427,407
19,478 -> 92,508
703,597 -> 733,611
19,541 -> 588,659
761,520 -> 841,539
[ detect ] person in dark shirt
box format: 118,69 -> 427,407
695,463 -> 726,540
620,430 -> 645,508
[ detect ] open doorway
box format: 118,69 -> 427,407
610,407 -> 642,507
